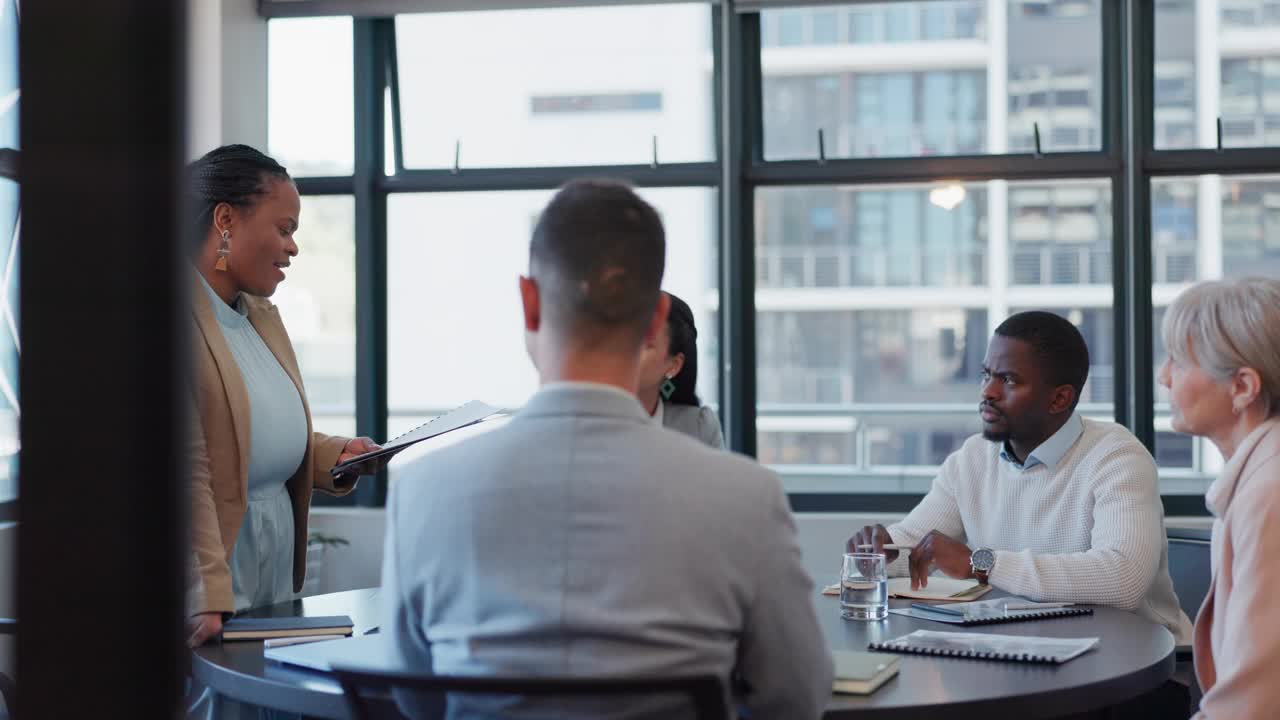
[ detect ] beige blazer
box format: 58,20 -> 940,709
189,275 -> 353,615
1193,418 -> 1280,719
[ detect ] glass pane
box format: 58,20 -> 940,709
1152,174 -> 1280,493
272,196 -> 356,438
267,17 -> 355,176
756,180 -> 1114,493
0,178 -> 15,506
395,4 -> 714,169
762,1 -> 1103,160
387,188 -> 718,475
1008,180 -> 1113,285
0,0 -> 18,506
1154,0 -> 1280,149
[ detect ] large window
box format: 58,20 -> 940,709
272,196 -> 357,438
386,188 -> 718,439
755,180 -> 1113,493
1152,174 -> 1280,493
395,4 -> 714,169
262,0 -> 1280,513
268,17 -> 355,176
761,0 -> 1103,160
1154,0 -> 1280,150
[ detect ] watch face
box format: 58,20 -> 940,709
972,548 -> 995,572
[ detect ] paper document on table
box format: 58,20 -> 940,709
891,596 -> 1094,626
822,576 -> 991,601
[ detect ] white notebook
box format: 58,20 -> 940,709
870,630 -> 1099,664
264,634 -> 391,672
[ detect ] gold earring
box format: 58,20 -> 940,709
215,229 -> 231,272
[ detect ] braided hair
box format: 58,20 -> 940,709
664,292 -> 702,407
185,144 -> 290,253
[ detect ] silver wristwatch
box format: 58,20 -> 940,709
970,547 -> 995,584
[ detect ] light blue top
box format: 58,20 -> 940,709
199,276 -> 308,610
999,411 -> 1084,472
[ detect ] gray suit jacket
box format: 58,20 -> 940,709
662,401 -> 724,450
382,383 -> 832,719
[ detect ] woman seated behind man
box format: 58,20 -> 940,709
1157,276 -> 1280,719
637,291 -> 723,449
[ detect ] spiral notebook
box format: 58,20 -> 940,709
329,400 -> 499,478
889,596 -> 1094,626
869,630 -> 1099,664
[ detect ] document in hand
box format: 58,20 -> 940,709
329,400 -> 499,479
869,630 -> 1099,664
832,650 -> 900,695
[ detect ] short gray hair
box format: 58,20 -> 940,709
1163,277 -> 1280,418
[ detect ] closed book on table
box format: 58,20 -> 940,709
221,615 -> 354,641
831,650 -> 900,695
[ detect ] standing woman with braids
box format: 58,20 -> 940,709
185,145 -> 382,648
638,291 -> 724,448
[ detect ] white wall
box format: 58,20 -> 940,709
187,0 -> 268,159
307,508 -> 387,595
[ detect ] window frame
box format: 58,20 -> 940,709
281,1 -> 1280,515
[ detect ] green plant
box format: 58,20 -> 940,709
307,531 -> 350,549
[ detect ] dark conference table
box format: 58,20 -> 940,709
192,587 -> 1175,719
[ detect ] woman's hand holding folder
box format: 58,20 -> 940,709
332,437 -> 387,485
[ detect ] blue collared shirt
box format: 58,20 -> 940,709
999,412 -> 1084,471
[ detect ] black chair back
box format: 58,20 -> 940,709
0,618 -> 13,718
331,666 -> 729,720
1167,527 -> 1212,621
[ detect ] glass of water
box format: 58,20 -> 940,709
841,553 -> 888,621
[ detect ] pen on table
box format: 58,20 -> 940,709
262,634 -> 349,648
910,602 -> 965,616
1003,602 -> 1075,611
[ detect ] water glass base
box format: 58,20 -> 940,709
841,605 -> 888,621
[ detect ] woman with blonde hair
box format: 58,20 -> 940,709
1157,276 -> 1280,719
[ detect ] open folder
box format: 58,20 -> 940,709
329,400 -> 500,479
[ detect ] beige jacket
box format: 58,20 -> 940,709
189,275 -> 353,615
1193,418 -> 1280,719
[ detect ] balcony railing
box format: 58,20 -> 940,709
757,244 -> 985,288
1010,244 -> 1111,285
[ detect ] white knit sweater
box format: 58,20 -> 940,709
887,417 -> 1193,643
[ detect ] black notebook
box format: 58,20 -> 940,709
869,630 -> 1099,664
890,596 -> 1094,626
222,615 -> 354,641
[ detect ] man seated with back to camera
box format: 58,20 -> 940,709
849,311 -> 1192,645
382,179 -> 833,720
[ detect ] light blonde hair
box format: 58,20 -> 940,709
1162,277 -> 1280,418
